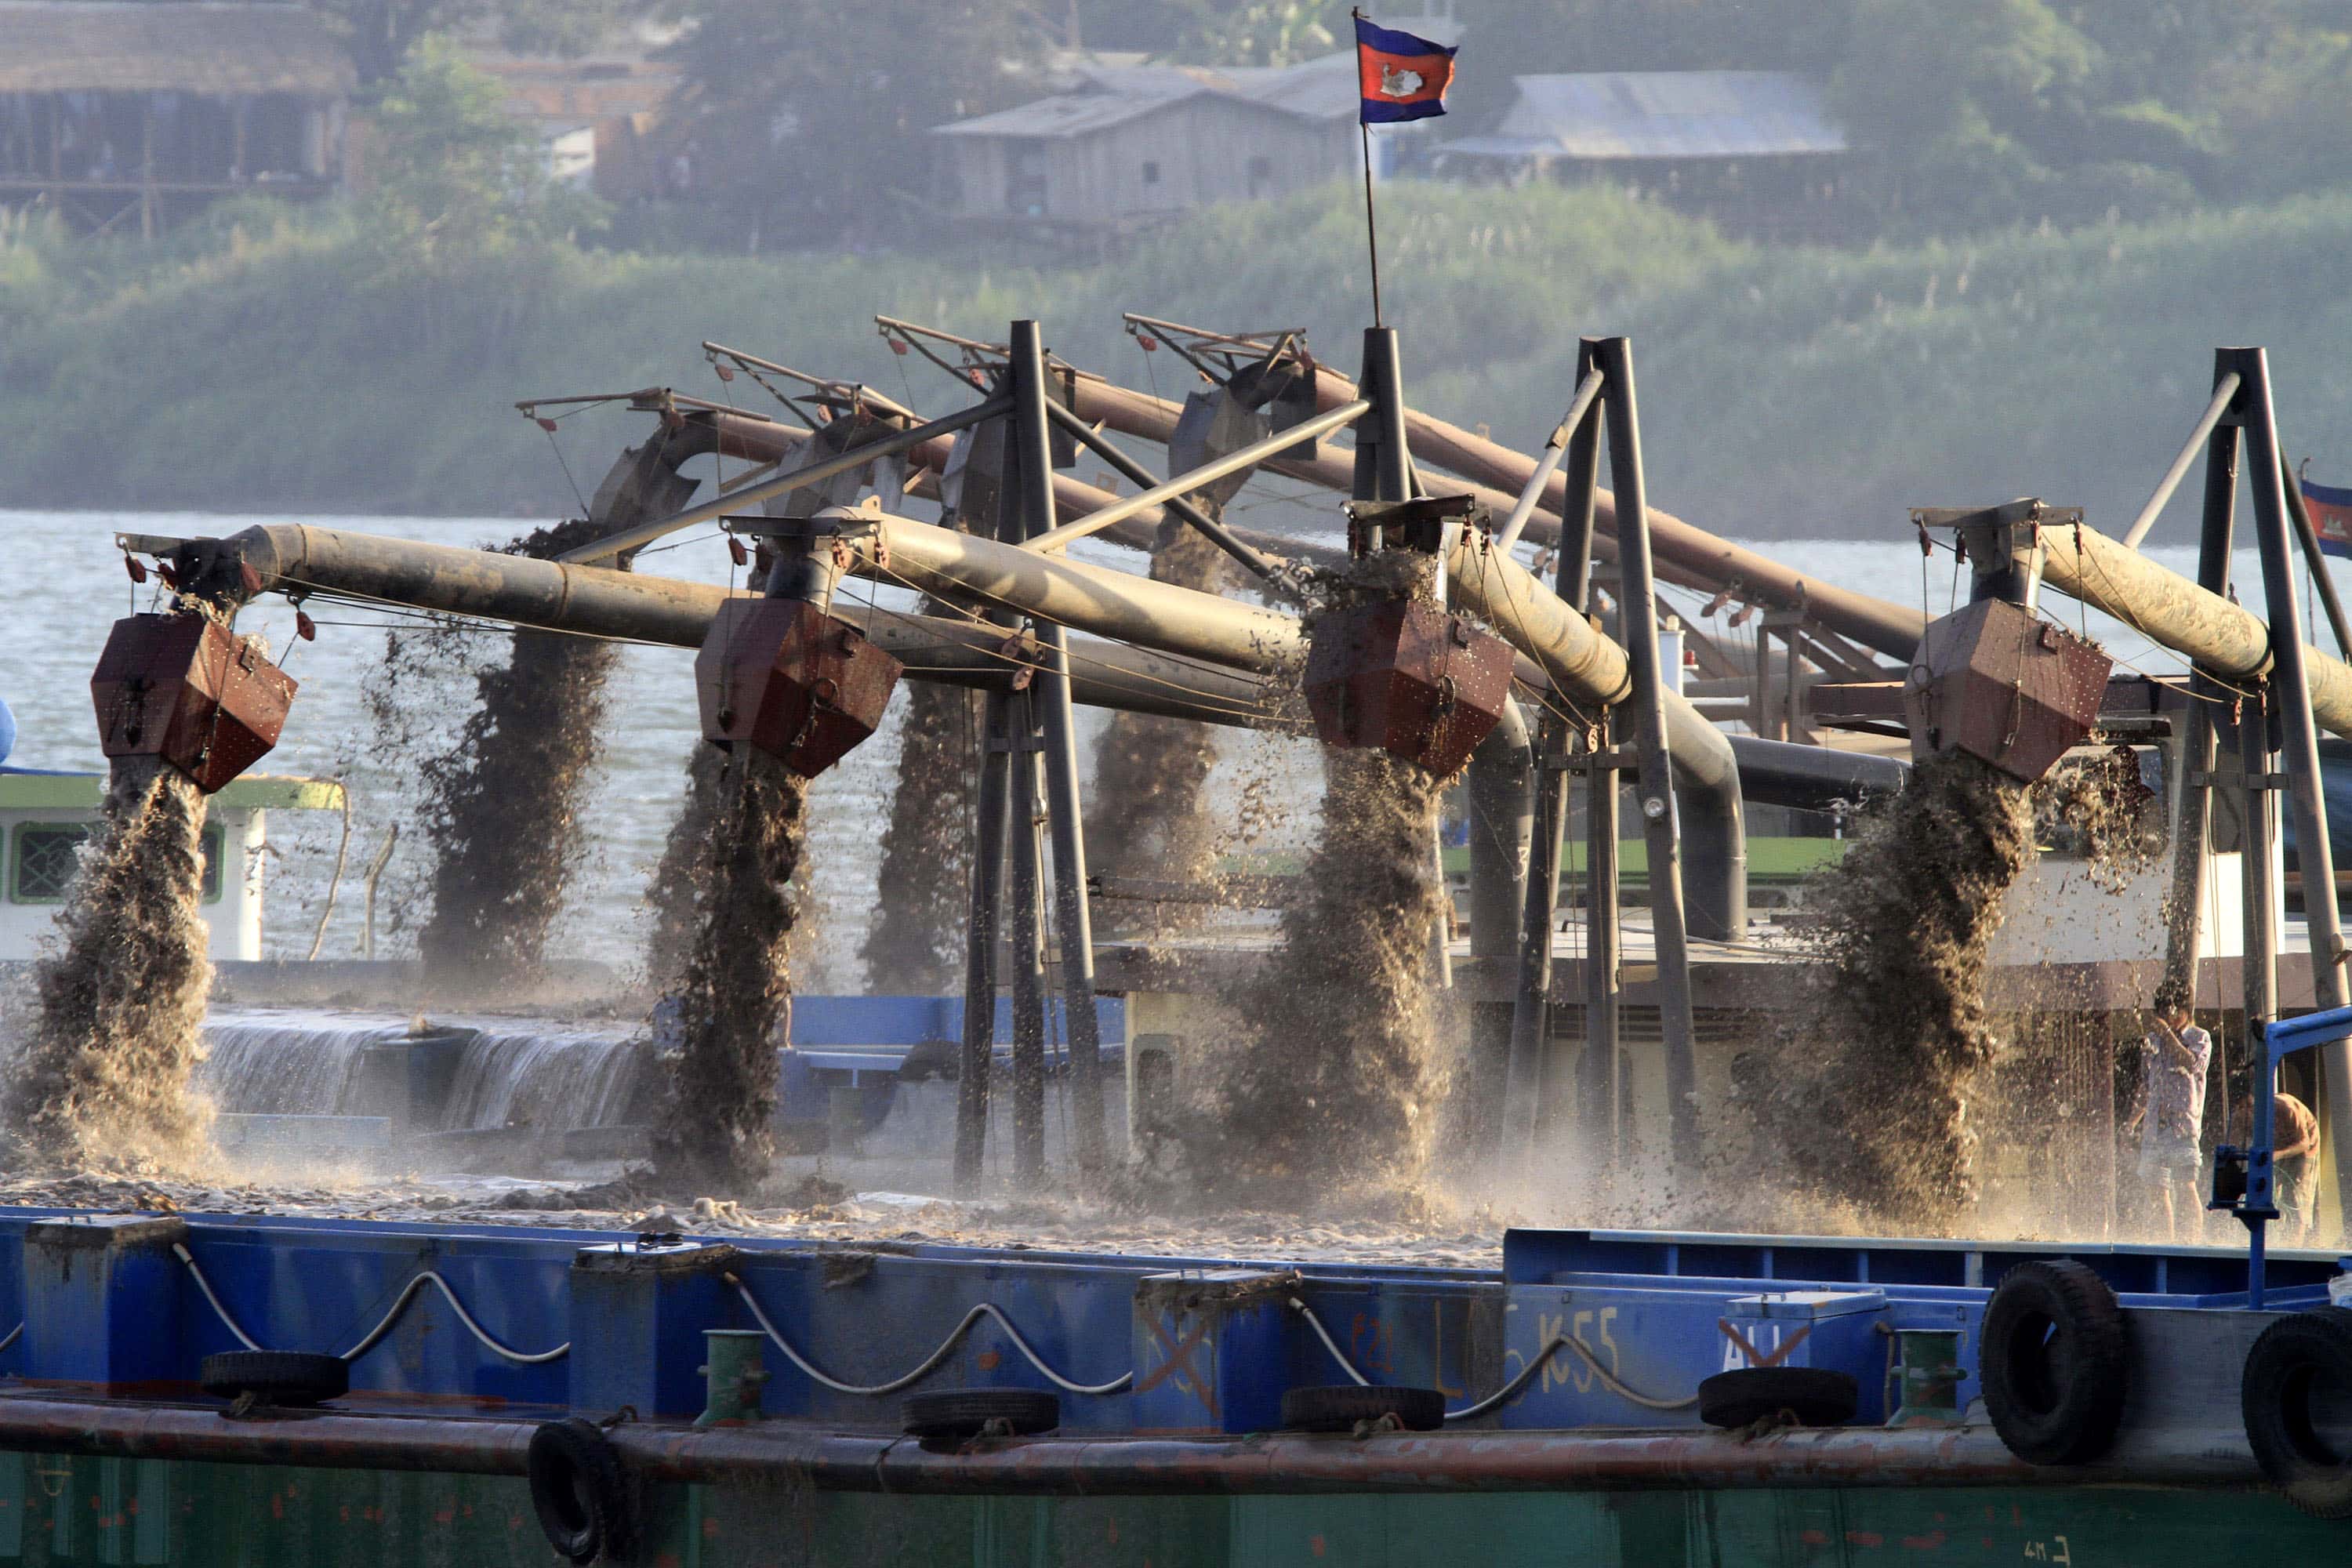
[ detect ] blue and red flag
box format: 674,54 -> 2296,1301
1354,13 -> 1456,125
2307,475 -> 2352,560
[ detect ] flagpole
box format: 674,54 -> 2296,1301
1354,9 -> 1383,326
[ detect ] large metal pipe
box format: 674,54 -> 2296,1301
1290,365 -> 1928,660
137,524 -> 1286,730
1053,326 -> 1918,655
557,396 -> 1011,564
852,514 -> 1305,673
1440,529 -> 1746,941
1726,736 -> 1907,812
1065,376 -> 1738,602
2033,518 -> 2352,739
673,401 -> 1345,572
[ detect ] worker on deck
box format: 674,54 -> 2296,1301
2230,1091 -> 2324,1241
2127,997 -> 2213,1240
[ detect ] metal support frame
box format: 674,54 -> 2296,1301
2156,353 -> 2243,1026
1346,326 -> 1454,982
1356,328 -> 1413,507
1494,369 -> 1605,553
1036,398 -> 1301,592
2235,345 -> 2352,1231
995,430 -> 1051,1185
954,706 -> 1011,1192
2241,680 -> 2279,1058
2122,372 -> 2244,550
1010,320 -> 1109,1177
1023,400 -> 1365,555
1596,336 -> 1701,1167
1502,339 -> 1604,1170
1752,608 -> 1814,742
1580,716 -> 1624,1160
2234,1006 -> 2352,1307
557,396 -> 1012,565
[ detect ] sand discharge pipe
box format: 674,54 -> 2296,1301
125,524 -> 1290,733
1051,330 -> 1926,660
2034,516 -> 2352,740
1436,523 -> 1748,941
147,503 -> 1746,924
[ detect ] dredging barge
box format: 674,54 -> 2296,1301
0,1205 -> 2347,1564
23,322 -> 2352,1562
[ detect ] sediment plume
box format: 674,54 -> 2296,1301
1086,521 -> 1238,898
858,683 -> 976,991
650,746 -> 810,1195
643,743 -> 726,993
1752,750 -> 2036,1232
2,755 -> 215,1171
414,517 -> 623,991
1196,554 -> 1450,1207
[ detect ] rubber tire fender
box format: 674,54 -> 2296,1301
2241,1305 -> 2352,1518
902,1388 -> 1062,1443
1980,1259 -> 2129,1465
1278,1385 -> 1446,1433
1697,1367 -> 1859,1429
199,1351 -> 349,1406
528,1417 -> 636,1565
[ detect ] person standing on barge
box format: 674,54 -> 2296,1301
2128,997 -> 2213,1240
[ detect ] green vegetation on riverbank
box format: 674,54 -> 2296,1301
4,181 -> 2350,541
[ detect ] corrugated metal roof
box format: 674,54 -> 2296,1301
0,2 -> 355,96
935,48 -> 1379,138
934,72 -> 1214,139
1459,71 -> 1846,161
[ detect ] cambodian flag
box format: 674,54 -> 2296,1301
2306,476 -> 2352,561
1354,13 -> 1456,125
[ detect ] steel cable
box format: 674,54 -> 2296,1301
173,1243 -> 570,1365
725,1272 -> 1131,1397
1287,1297 -> 1695,1419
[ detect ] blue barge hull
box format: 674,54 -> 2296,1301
0,1207 -> 2336,1562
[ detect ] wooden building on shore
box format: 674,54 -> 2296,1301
0,1 -> 354,237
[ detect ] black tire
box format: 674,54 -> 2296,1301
2242,1305 -> 2352,1518
528,1418 -> 636,1564
199,1351 -> 348,1406
1697,1367 -> 1858,1429
1980,1259 -> 2129,1465
902,1388 -> 1061,1442
1279,1385 -> 1447,1433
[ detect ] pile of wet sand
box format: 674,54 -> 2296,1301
0,1169 -> 1500,1271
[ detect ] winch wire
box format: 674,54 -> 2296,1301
725,1272 -> 1131,1396
1287,1298 -> 1697,1420
173,1243 -> 571,1365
